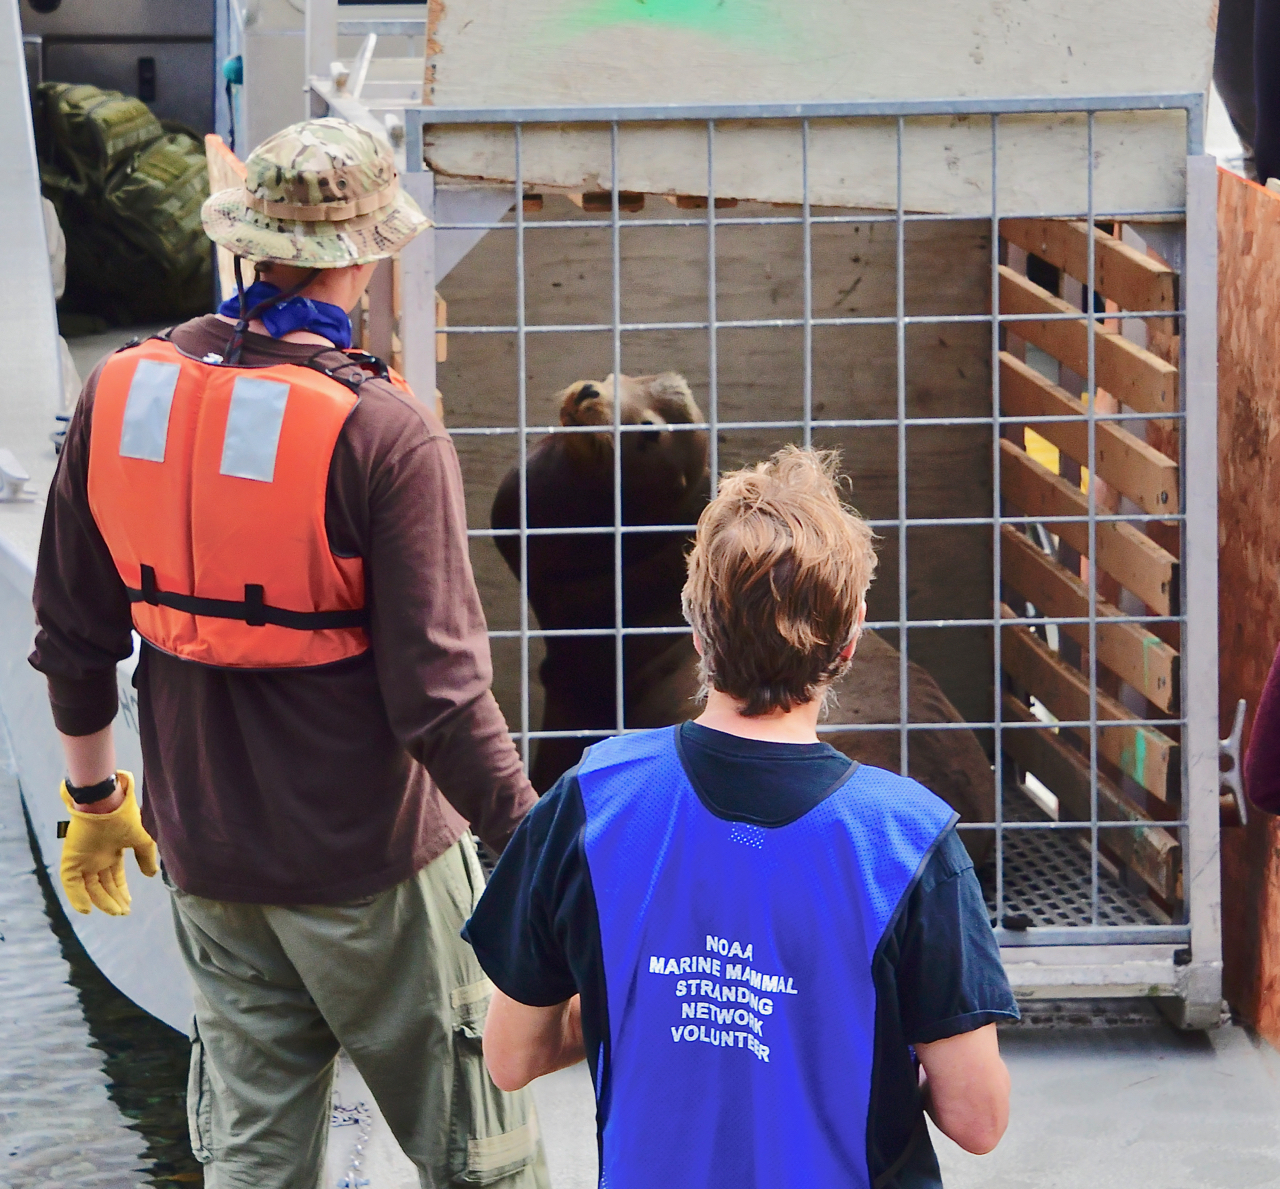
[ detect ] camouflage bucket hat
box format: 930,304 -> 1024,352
201,117 -> 430,268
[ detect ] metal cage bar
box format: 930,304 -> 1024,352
989,112 -> 1006,930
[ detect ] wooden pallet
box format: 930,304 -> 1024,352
997,218 -> 1182,904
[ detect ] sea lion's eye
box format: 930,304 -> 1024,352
639,417 -> 661,446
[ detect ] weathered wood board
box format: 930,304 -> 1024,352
1001,218 -> 1178,314
999,352 -> 1179,516
1218,168 -> 1280,1047
423,115 -> 1192,219
422,0 -> 1213,215
1002,694 -> 1180,902
1000,439 -> 1179,614
1001,525 -> 1178,712
437,196 -> 995,733
1000,606 -> 1177,800
998,267 -> 1180,414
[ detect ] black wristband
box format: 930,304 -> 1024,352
65,774 -> 119,806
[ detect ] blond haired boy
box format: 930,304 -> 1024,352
465,447 -> 1017,1188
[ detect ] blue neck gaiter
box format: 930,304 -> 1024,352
219,280 -> 353,350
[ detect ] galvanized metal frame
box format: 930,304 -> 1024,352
392,94 -> 1218,1014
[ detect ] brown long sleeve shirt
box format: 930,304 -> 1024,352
30,316 -> 536,904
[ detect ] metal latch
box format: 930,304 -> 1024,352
1221,698 -> 1248,826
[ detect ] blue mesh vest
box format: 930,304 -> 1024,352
578,726 -> 958,1189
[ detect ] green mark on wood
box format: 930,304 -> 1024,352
1119,729 -> 1148,785
563,0 -> 774,44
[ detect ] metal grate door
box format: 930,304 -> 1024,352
402,95 -> 1221,1020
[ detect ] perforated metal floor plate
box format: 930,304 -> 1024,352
981,785 -> 1166,929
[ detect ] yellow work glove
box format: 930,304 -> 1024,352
59,771 -> 158,916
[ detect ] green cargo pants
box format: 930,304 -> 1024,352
168,836 -> 550,1189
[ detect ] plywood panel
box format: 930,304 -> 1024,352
428,0 -> 1214,106
1218,168 -> 1280,1046
423,1 -> 1211,214
419,2 -> 1208,213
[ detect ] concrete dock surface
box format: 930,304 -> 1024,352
6,729 -> 1280,1187
532,1011 -> 1280,1189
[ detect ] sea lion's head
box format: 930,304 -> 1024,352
555,372 -> 708,501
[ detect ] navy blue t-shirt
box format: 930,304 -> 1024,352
464,721 -> 1018,1188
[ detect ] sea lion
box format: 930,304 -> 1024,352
491,373 -> 995,864
491,372 -> 708,792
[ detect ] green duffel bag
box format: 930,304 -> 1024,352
34,82 -> 212,326
104,127 -> 211,283
35,82 -> 164,194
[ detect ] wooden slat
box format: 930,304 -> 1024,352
205,134 -> 246,303
999,353 -> 1178,515
664,194 -> 738,209
1000,440 -> 1178,615
1000,606 -> 1178,800
1002,694 -> 1180,901
436,291 -> 448,363
998,266 -> 1178,415
1001,525 -> 1178,711
1000,218 -> 1177,313
568,191 -> 646,212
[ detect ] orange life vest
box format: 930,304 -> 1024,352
86,336 -> 404,669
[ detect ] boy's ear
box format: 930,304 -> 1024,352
691,631 -> 704,657
838,601 -> 868,661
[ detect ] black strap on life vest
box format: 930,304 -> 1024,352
299,348 -> 390,394
128,565 -> 369,631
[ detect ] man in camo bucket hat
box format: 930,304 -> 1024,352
31,115 -> 549,1187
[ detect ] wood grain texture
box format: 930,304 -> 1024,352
422,1 -> 1211,213
1001,525 -> 1178,712
1001,219 -> 1177,313
205,134 -> 245,303
1002,694 -> 1180,901
1217,167 -> 1280,1045
1000,440 -> 1178,614
998,691 -> 1177,895
999,352 -> 1179,515
1000,607 -> 1177,799
998,267 -> 1179,415
423,116 -> 1191,218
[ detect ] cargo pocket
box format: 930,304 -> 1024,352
447,978 -> 541,1185
186,1021 -> 214,1165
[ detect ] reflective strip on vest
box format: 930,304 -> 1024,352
220,376 -> 290,483
119,359 -> 180,462
576,727 -> 957,1189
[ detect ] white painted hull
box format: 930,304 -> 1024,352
0,538 -> 417,1188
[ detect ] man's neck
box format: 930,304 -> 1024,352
694,688 -> 822,744
212,312 -> 334,347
